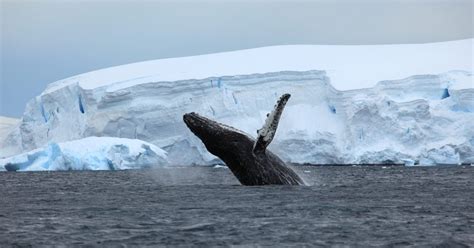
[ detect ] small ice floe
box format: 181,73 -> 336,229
303,170 -> 311,173
213,164 -> 227,169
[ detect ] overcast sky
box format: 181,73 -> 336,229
1,0 -> 473,117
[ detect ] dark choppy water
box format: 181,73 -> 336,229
0,166 -> 473,247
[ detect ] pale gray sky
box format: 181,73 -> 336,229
1,0 -> 473,117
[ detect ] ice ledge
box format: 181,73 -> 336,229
0,137 -> 168,171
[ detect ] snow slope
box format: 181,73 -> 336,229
1,39 -> 473,166
43,39 -> 472,94
0,137 -> 168,171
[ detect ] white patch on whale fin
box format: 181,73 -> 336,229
253,93 -> 291,154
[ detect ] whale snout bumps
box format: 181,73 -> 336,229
183,112 -> 198,125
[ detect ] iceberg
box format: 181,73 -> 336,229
1,39 -> 473,166
0,137 -> 168,171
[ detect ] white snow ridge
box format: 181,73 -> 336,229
1,39 -> 473,170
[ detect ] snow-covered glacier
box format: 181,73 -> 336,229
0,137 -> 167,171
1,39 -> 473,166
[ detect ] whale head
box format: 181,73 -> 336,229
183,112 -> 254,158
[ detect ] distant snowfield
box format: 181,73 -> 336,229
45,39 -> 473,94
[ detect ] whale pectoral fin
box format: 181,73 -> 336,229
253,93 -> 291,154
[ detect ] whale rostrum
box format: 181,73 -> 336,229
183,93 -> 305,186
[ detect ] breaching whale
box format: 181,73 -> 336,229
183,93 -> 305,186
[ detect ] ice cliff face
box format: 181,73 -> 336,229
1,40 -> 473,166
2,70 -> 473,165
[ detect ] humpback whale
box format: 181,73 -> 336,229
183,93 -> 305,186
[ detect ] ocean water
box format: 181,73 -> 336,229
0,166 -> 473,247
